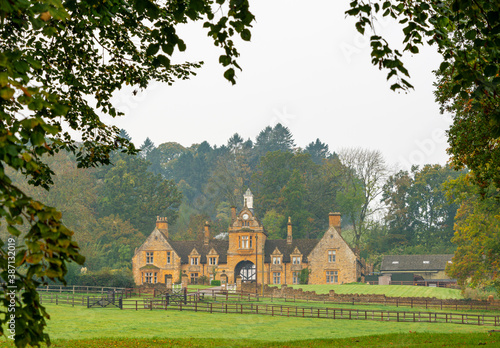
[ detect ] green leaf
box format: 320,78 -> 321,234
224,68 -> 235,83
7,225 -> 21,237
177,40 -> 186,52
241,29 -> 251,41
162,44 -> 174,56
439,61 -> 450,73
219,55 -> 231,66
465,30 -> 476,40
157,55 -> 170,68
0,87 -> 14,100
30,131 -> 45,145
146,44 -> 160,56
484,65 -> 497,77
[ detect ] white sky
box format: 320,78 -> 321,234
105,0 -> 452,171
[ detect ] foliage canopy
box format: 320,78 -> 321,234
0,0 -> 253,346
346,0 -> 500,189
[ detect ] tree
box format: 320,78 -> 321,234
262,210 -> 286,239
140,137 -> 155,158
254,123 -> 295,155
0,0 -> 254,346
346,0 -> 500,190
382,165 -> 463,253
304,138 -> 331,165
337,148 -> 387,256
445,175 -> 500,294
98,152 -> 182,234
118,129 -> 132,142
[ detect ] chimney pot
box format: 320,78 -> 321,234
156,216 -> 168,238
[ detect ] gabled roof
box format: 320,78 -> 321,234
264,239 -> 320,263
381,254 -> 453,272
169,239 -> 229,264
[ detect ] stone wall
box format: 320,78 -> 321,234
240,284 -> 500,306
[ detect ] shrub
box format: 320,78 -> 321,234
300,268 -> 310,284
198,275 -> 209,285
462,287 -> 498,300
211,280 -> 221,286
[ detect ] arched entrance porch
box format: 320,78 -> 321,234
234,260 -> 256,282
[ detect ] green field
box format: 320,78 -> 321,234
1,303 -> 497,347
28,304 -> 496,340
1,333 -> 499,347
277,284 -> 464,299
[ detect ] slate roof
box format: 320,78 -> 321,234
169,240 -> 229,264
167,238 -> 321,264
264,239 -> 320,263
381,254 -> 453,272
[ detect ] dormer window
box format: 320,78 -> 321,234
423,261 -> 430,264
273,256 -> 281,264
191,257 -> 199,265
292,256 -> 301,264
392,261 -> 399,264
209,257 -> 217,265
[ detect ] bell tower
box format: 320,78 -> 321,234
243,188 -> 253,210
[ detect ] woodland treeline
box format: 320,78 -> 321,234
2,123 -> 472,278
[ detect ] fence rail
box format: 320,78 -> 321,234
199,289 -> 500,312
119,300 -> 499,327
37,285 -> 132,296
38,293 -> 500,327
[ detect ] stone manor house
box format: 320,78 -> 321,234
132,190 -> 364,286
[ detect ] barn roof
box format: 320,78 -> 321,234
381,254 -> 453,272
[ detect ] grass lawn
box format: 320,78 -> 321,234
34,304 -> 494,340
278,284 -> 464,299
0,304 -> 497,347
213,296 -> 500,316
1,333 -> 499,347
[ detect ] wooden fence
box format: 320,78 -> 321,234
120,300 -> 500,327
200,289 -> 500,312
37,285 -> 133,297
38,293 -> 500,327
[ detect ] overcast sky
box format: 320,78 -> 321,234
104,0 -> 452,171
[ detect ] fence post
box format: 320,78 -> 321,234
87,297 -> 89,308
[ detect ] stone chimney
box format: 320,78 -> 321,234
204,221 -> 210,246
231,206 -> 237,222
156,216 -> 168,238
287,216 -> 293,245
328,212 -> 341,235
